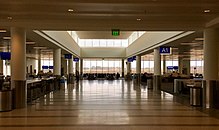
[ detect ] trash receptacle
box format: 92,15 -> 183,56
188,85 -> 202,106
60,76 -> 67,89
0,90 -> 12,111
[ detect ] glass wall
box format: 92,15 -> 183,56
141,54 -> 154,73
67,31 -> 79,43
128,31 -> 145,45
79,39 -> 128,47
83,59 -> 122,74
190,60 -> 203,74
41,59 -> 53,73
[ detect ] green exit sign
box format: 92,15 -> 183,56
112,29 -> 120,36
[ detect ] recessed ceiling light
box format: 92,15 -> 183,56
195,38 -> 204,41
3,36 -> 11,40
7,16 -> 12,20
68,9 -> 74,12
26,41 -> 36,45
0,30 -> 6,33
137,18 -> 141,21
33,46 -> 47,49
204,9 -> 210,13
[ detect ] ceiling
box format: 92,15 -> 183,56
0,0 -> 219,31
76,31 -> 132,39
0,0 -> 217,60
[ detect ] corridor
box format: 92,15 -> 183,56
1,80 -> 219,130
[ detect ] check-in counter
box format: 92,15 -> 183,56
174,79 -> 203,95
27,77 -> 56,103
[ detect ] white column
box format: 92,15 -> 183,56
204,29 -> 219,80
11,27 -> 26,108
153,48 -> 161,91
76,61 -> 79,73
127,62 -> 131,74
0,60 -> 3,75
154,48 -> 161,75
178,57 -> 183,74
53,49 -> 61,76
61,57 -> 67,75
136,55 -> 141,74
11,27 -> 26,81
80,58 -> 83,75
122,59 -> 124,77
69,58 -> 73,74
38,49 -> 41,73
184,59 -> 190,75
203,28 -> 219,108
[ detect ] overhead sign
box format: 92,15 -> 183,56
73,58 -> 79,62
159,47 -> 171,55
0,52 -> 11,60
49,66 -> 54,69
112,29 -> 120,36
127,57 -> 133,62
127,56 -> 136,62
42,66 -> 49,69
167,66 -> 178,70
64,54 -> 72,59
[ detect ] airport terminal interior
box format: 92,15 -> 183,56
1,0 -> 219,130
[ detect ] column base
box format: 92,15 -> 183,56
122,72 -> 124,78
153,75 -> 161,92
68,73 -> 74,84
202,80 -> 219,109
13,80 -> 27,109
135,74 -> 141,85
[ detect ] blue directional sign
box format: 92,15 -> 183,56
64,54 -> 72,59
159,47 -> 171,55
73,58 -> 79,62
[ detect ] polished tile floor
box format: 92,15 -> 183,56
1,80 -> 219,130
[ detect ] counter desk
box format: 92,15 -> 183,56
27,77 -> 57,103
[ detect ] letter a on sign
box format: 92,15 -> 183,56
159,47 -> 171,55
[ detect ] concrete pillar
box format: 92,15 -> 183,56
153,48 -> 161,91
69,58 -> 74,74
53,49 -> 61,76
61,57 -> 67,76
0,60 -> 3,75
163,55 -> 166,74
204,28 -> 219,80
122,59 -> 124,77
136,55 -> 141,84
126,61 -> 131,80
178,57 -> 183,74
203,29 -> 219,108
11,27 -> 27,108
183,59 -> 190,75
76,61 -> 79,73
38,50 -> 41,73
80,58 -> 83,75
127,62 -> 131,74
179,57 -> 190,75
154,48 -> 161,75
68,57 -> 74,83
